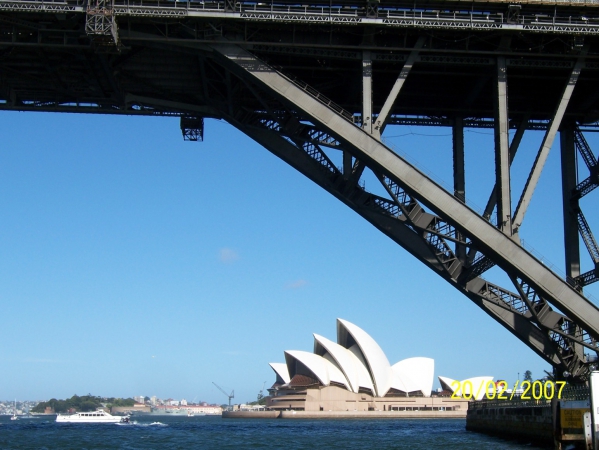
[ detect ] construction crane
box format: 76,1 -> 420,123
212,382 -> 234,406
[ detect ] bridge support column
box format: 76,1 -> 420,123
482,117 -> 527,226
453,116 -> 466,262
561,125 -> 581,285
452,116 -> 465,204
362,51 -> 372,134
494,56 -> 512,235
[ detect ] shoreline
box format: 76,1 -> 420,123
223,410 -> 466,419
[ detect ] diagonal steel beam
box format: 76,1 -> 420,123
578,210 -> 599,265
512,49 -> 587,233
238,124 -> 444,270
372,36 -> 425,138
243,112 -> 587,375
475,300 -> 563,368
573,128 -> 599,199
232,114 -> 569,372
575,175 -> 599,199
209,41 -> 599,348
213,44 -> 599,380
575,128 -> 598,171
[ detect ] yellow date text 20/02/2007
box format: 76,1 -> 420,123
450,380 -> 567,400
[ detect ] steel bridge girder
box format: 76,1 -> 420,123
206,40 -> 599,380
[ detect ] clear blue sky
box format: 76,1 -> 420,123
1,111 -> 597,404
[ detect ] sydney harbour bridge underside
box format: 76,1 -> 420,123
3,0 -> 599,381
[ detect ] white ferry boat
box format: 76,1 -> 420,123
56,409 -> 129,423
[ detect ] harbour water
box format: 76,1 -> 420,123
0,415 -> 550,449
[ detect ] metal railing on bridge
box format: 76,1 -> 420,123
6,0 -> 599,34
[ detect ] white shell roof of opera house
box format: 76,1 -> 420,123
269,318 -> 436,398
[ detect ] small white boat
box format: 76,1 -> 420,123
187,410 -> 194,417
56,409 -> 129,423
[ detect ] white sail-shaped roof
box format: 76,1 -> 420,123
438,375 -> 494,400
460,377 -> 494,400
269,362 -> 291,384
313,333 -> 374,394
392,357 -> 434,397
438,376 -> 456,392
389,371 -> 410,393
285,350 -> 350,390
337,319 -> 392,397
272,319 -> 444,399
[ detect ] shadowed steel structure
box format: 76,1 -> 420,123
3,0 -> 599,381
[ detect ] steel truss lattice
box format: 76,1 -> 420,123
180,116 -> 205,141
86,0 -> 119,47
8,0 -> 599,35
199,41 -> 599,382
4,1 -> 599,382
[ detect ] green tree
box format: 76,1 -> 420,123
80,400 -> 98,412
248,389 -> 268,406
32,394 -> 110,413
106,398 -> 135,408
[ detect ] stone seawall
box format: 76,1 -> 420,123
223,410 -> 466,419
280,410 -> 466,419
223,411 -> 281,419
466,405 -> 553,446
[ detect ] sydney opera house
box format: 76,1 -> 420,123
266,319 -> 477,413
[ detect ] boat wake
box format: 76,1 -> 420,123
115,421 -> 168,427
148,422 -> 167,427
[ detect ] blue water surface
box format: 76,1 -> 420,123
0,415 -> 549,449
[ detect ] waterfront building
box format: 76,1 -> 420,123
266,319 -> 472,412
112,403 -> 222,415
185,404 -> 223,415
